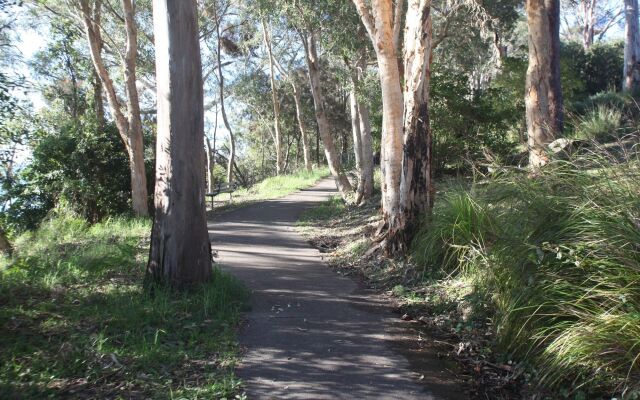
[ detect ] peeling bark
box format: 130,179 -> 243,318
388,0 -> 433,253
354,0 -> 433,254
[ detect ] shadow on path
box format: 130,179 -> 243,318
208,178 -> 466,399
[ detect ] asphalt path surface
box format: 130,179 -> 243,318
209,178 -> 465,399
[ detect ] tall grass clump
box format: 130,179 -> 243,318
571,105 -> 623,141
412,146 -> 640,396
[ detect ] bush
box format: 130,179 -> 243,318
431,64 -> 519,174
571,105 -> 623,140
562,41 -> 625,99
412,149 -> 640,396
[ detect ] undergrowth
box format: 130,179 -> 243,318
0,211 -> 248,399
412,147 -> 640,397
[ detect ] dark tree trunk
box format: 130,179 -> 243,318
146,0 -> 212,289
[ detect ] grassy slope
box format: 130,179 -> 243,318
209,168 -> 329,211
0,168 -> 330,399
0,214 -> 248,399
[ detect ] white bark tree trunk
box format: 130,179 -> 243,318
262,20 -> 284,174
301,32 -> 353,196
213,8 -> 235,184
147,0 -> 212,288
354,0 -> 433,253
357,98 -> 374,201
389,0 -> 433,252
526,0 -> 559,168
78,0 -> 149,216
349,84 -> 364,201
292,84 -> 313,172
353,0 -> 404,225
624,0 -> 640,92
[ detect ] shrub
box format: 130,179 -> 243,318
412,148 -> 640,396
571,105 -> 623,140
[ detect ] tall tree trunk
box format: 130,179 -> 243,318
624,0 -> 640,92
78,0 -> 148,216
581,0 -> 596,50
387,0 -> 433,253
214,9 -> 235,184
357,98 -> 374,201
526,0 -> 559,168
301,32 -> 353,196
353,54 -> 374,203
547,0 -> 564,134
92,69 -> 105,131
262,20 -> 283,174
147,0 -> 212,289
0,228 -> 12,256
353,0 -> 404,224
292,84 -> 313,172
349,73 -> 364,202
205,137 -> 213,193
122,0 -> 149,217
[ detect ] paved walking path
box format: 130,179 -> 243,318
209,178 -> 464,399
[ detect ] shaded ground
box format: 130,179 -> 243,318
208,178 -> 465,399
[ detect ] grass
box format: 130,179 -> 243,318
0,211 -> 248,399
412,148 -> 640,397
210,167 -> 329,211
569,105 -> 623,141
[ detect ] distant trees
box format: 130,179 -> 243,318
300,31 -> 353,197
147,0 -> 212,288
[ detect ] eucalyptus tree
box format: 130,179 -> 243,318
32,0 -> 153,216
624,0 -> 640,92
146,0 -> 212,288
202,0 -> 240,184
342,27 -> 374,203
525,0 -> 563,168
268,0 -> 354,197
561,0 -> 623,50
76,0 -> 149,216
353,0 -> 434,253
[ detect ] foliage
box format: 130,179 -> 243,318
2,110 -> 133,231
412,149 -> 640,396
0,214 -> 248,399
562,41 -> 625,101
431,63 -> 520,174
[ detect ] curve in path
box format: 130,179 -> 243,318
209,178 -> 465,399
